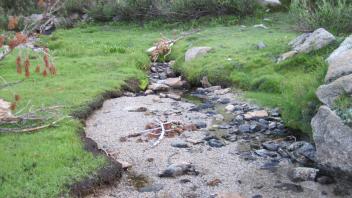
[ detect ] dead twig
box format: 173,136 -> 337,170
151,119 -> 166,148
0,116 -> 68,133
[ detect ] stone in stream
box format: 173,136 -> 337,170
195,121 -> 207,129
244,110 -> 269,120
289,167 -> 319,182
218,98 -> 231,104
255,149 -> 278,158
287,141 -> 316,165
171,140 -> 190,148
148,83 -> 170,91
239,124 -> 251,133
208,139 -> 225,148
262,141 -> 280,151
158,162 -> 198,177
225,104 -> 235,112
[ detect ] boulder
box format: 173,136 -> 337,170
279,28 -> 335,62
327,35 -> 352,63
257,0 -> 281,7
325,48 -> 352,83
316,74 -> 352,107
185,47 -> 212,62
312,106 -> 352,174
292,28 -> 336,53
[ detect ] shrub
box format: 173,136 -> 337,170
290,0 -> 352,34
87,0 -> 261,22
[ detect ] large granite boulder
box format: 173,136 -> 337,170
316,74 -> 352,107
185,47 -> 212,62
292,28 -> 336,53
325,42 -> 352,83
278,28 -> 335,62
311,106 -> 352,174
327,35 -> 352,63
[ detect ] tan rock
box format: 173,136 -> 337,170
244,110 -> 268,119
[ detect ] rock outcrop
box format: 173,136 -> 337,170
278,28 -> 336,62
312,35 -> 352,177
312,106 -> 352,174
185,47 -> 212,62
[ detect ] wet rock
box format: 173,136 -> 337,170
244,110 -> 268,120
195,122 -> 207,129
239,151 -> 257,161
252,195 -> 263,198
208,139 -> 225,148
225,104 -> 235,112
262,141 -> 280,151
171,140 -> 190,148
255,149 -> 278,158
163,77 -> 186,89
288,141 -> 316,164
207,86 -> 222,92
219,98 -> 231,104
317,175 -> 335,185
289,167 -> 319,182
185,47 -> 212,62
214,114 -> 225,121
145,89 -> 154,95
219,124 -> 231,129
167,93 -> 181,101
148,83 -> 170,91
260,159 -> 280,170
239,124 -> 251,133
158,162 -> 198,177
223,134 -> 237,142
268,121 -> 276,129
214,88 -> 231,95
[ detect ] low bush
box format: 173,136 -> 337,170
290,0 -> 352,34
87,0 -> 261,22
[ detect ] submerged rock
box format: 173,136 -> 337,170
158,162 -> 197,177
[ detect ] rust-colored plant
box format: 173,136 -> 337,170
16,56 -> 22,74
0,36 -> 5,48
8,16 -> 18,30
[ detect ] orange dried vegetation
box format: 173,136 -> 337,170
8,16 -> 18,30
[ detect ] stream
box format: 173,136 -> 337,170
85,62 -> 351,198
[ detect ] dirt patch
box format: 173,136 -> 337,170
67,78 -> 141,197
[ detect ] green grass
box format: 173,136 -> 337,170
170,13 -> 338,134
0,24 -> 166,197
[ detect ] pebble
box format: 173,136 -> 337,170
255,149 -> 278,158
262,141 -> 280,151
208,139 -> 225,148
171,140 -> 190,148
159,162 -> 197,177
195,121 -> 207,129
